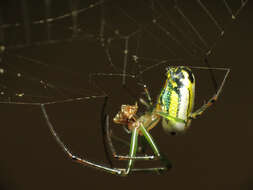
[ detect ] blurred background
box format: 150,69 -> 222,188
0,1 -> 252,190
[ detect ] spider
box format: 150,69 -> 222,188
41,64 -> 229,176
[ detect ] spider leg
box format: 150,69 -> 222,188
189,66 -> 230,119
137,82 -> 153,108
92,73 -> 144,164
90,72 -> 154,108
105,114 -> 156,161
89,73 -> 172,175
104,114 -> 172,175
41,103 -> 166,176
89,72 -> 139,101
105,120 -> 148,154
100,96 -> 114,167
125,124 -> 172,175
101,96 -> 148,168
139,124 -> 172,171
125,126 -> 139,174
40,104 -> 123,176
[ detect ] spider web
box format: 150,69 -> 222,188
0,0 -> 249,174
0,0 -> 248,105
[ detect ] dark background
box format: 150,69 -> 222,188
0,1 -> 252,190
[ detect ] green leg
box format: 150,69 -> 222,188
122,124 -> 172,175
139,124 -> 172,172
105,115 -> 155,161
123,126 -> 172,175
105,117 -> 171,175
139,124 -> 160,157
125,127 -> 139,174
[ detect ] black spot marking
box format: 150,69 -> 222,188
175,67 -> 183,75
174,77 -> 182,87
183,67 -> 194,83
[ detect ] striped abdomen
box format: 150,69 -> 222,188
156,66 -> 195,134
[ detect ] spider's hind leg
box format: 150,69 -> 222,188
139,124 -> 172,172
104,114 -> 156,161
104,114 -> 172,175
125,124 -> 172,175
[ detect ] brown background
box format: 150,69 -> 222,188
0,1 -> 252,190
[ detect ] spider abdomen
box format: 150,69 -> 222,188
157,66 -> 195,134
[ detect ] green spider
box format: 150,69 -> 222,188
41,65 -> 229,176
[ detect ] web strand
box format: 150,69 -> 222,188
0,0 -> 248,105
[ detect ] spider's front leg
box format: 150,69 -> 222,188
103,115 -> 165,175
189,67 -> 230,119
107,107 -> 157,162
123,123 -> 172,175
138,83 -> 153,109
41,104 -> 124,176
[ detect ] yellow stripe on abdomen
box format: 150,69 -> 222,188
168,90 -> 179,118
